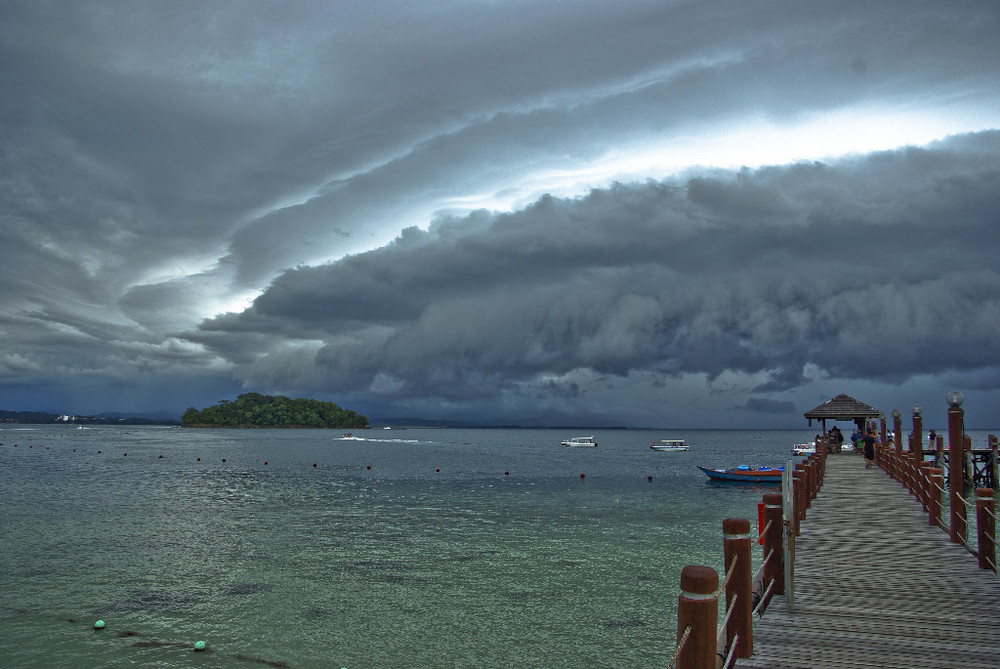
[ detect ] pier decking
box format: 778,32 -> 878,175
734,455 -> 1000,669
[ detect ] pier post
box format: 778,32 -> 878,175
976,489 -> 996,572
912,407 -> 923,470
892,410 -> 902,454
965,436 -> 975,491
723,518 -> 753,659
762,493 -> 784,596
676,565 -> 718,669
793,468 -> 805,534
990,436 -> 998,490
919,462 -> 933,512
928,468 -> 944,528
947,393 -> 967,544
902,441 -> 916,495
808,457 -> 817,502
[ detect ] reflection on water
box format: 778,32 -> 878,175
5,425 -> 988,668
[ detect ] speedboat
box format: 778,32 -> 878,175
792,443 -> 816,456
651,439 -> 689,451
561,436 -> 598,447
697,465 -> 783,483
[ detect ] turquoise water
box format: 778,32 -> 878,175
4,425 -> 987,668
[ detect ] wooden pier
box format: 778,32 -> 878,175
733,455 -> 1000,669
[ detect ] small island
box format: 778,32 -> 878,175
182,393 -> 369,429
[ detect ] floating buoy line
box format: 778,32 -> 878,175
64,618 -> 312,663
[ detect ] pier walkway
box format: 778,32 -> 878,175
733,455 -> 1000,668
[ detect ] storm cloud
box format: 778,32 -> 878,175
193,134 -> 1000,425
1,1 -> 998,426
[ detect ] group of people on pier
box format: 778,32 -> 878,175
815,425 -> 877,468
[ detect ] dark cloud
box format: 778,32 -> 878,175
1,1 -> 998,424
186,134 -> 1000,425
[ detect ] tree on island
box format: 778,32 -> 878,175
181,393 -> 369,428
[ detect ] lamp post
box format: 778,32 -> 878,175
891,409 -> 902,454
947,391 -> 966,544
912,405 -> 923,467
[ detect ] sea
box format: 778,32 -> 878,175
2,425 -> 995,668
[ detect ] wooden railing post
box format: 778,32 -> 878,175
792,468 -> 805,534
723,518 -> 752,659
948,400 -> 967,544
990,435 -> 998,490
976,489 -> 996,572
928,468 -> 944,527
807,457 -> 817,503
676,565 -> 718,669
919,462 -> 933,512
762,492 -> 784,596
893,413 -> 902,454
965,436 -> 974,491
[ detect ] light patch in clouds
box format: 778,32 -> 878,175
475,106 -> 991,216
0,353 -> 41,376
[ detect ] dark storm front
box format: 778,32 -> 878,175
3,426 -> 814,668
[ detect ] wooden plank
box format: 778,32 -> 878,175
733,455 -> 1000,669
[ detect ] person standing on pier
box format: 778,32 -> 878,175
862,430 -> 876,469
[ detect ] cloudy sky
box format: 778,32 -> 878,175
2,1 -> 999,428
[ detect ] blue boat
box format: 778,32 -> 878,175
697,465 -> 783,483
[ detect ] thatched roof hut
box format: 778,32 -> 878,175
804,393 -> 884,449
804,393 -> 882,425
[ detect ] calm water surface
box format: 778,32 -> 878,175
3,425 -> 989,668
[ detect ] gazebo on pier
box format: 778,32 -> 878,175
804,393 -> 883,452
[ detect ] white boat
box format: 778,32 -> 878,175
651,439 -> 689,451
792,443 -> 816,456
561,436 -> 598,448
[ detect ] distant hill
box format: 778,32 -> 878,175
182,393 -> 369,429
0,409 -> 180,425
